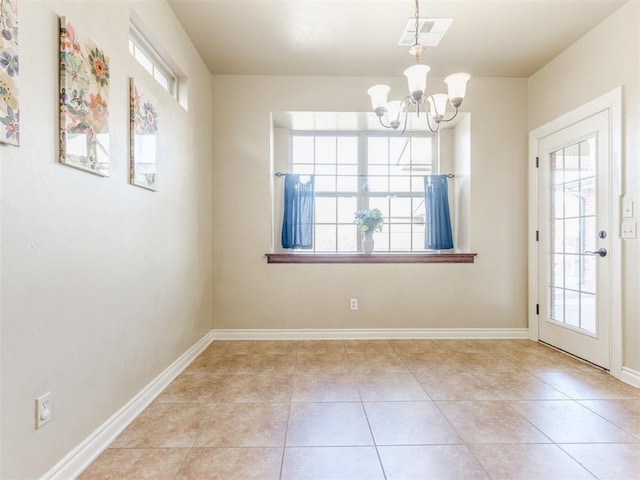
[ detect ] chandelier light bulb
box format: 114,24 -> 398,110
385,100 -> 405,129
445,73 -> 470,107
367,84 -> 391,115
403,64 -> 431,102
428,93 -> 449,121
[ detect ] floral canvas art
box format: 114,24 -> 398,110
0,0 -> 19,146
129,78 -> 159,190
59,17 -> 110,175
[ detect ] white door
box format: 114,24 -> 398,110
537,110 -> 610,369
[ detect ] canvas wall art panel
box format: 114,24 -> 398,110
129,77 -> 159,191
59,17 -> 110,175
0,0 -> 19,146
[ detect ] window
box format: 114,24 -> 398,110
290,132 -> 437,252
129,24 -> 177,98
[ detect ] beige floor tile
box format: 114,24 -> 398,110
176,447 -> 283,480
378,445 -> 491,480
474,371 -> 569,400
470,444 -> 594,480
78,339 -> 640,480
183,352 -> 246,375
248,340 -> 300,354
216,373 -> 294,402
510,399 -> 638,443
296,340 -> 346,354
579,399 -> 640,438
437,400 -> 551,444
205,340 -> 254,355
195,402 -> 289,447
286,402 -> 373,446
433,339 -> 489,354
153,374 -> 224,404
281,447 -> 385,480
356,373 -> 429,401
344,340 -> 394,353
292,373 -> 361,402
395,351 -> 457,373
77,448 -> 189,480
365,401 -> 463,445
416,372 -> 500,400
110,403 -> 216,448
387,339 -> 442,354
559,443 -> 640,480
295,352 -> 351,374
236,353 -> 297,374
535,370 -> 640,399
347,351 -> 409,374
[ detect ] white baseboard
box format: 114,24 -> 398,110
211,328 -> 530,340
619,366 -> 640,389
42,330 -> 215,480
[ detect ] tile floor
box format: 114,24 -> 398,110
79,339 -> 640,479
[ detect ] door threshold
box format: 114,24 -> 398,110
538,340 -> 609,372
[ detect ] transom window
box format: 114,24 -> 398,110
290,132 -> 437,252
129,24 -> 177,97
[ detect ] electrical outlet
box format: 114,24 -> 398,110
350,298 -> 358,310
621,222 -> 636,239
35,392 -> 52,430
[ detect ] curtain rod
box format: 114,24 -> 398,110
274,172 -> 455,178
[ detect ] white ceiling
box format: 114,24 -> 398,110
167,0 -> 626,78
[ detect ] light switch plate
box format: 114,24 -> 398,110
623,200 -> 634,218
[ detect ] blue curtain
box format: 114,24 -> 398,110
282,174 -> 314,249
424,175 -> 454,250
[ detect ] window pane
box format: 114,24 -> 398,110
389,224 -> 411,251
368,137 -> 388,164
315,136 -> 336,164
315,225 -> 336,252
411,137 -> 433,170
292,164 -> 313,175
154,70 -> 169,90
390,197 -> 412,222
337,176 -> 358,192
390,137 -> 410,169
564,144 -> 580,182
292,136 -> 314,164
337,224 -> 357,252
337,197 -> 357,223
315,197 -> 337,223
134,48 -> 154,75
337,136 -> 358,164
389,176 -> 411,192
412,224 -> 425,250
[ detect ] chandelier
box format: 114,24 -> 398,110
367,0 -> 470,134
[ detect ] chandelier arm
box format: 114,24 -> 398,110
441,107 -> 459,123
377,116 -> 396,130
398,104 -> 410,136
425,113 -> 440,133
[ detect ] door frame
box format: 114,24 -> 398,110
528,87 -> 622,377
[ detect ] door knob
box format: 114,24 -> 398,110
585,248 -> 607,257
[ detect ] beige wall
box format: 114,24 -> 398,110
212,75 -> 528,331
528,0 -> 640,371
0,1 -> 213,478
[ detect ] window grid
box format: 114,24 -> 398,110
549,138 -> 597,335
290,132 -> 435,253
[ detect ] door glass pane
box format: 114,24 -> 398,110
549,138 -> 597,335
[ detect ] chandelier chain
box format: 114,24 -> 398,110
414,0 -> 420,47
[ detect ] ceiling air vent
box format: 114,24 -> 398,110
398,17 -> 454,47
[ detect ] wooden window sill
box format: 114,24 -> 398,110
265,253 -> 477,264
